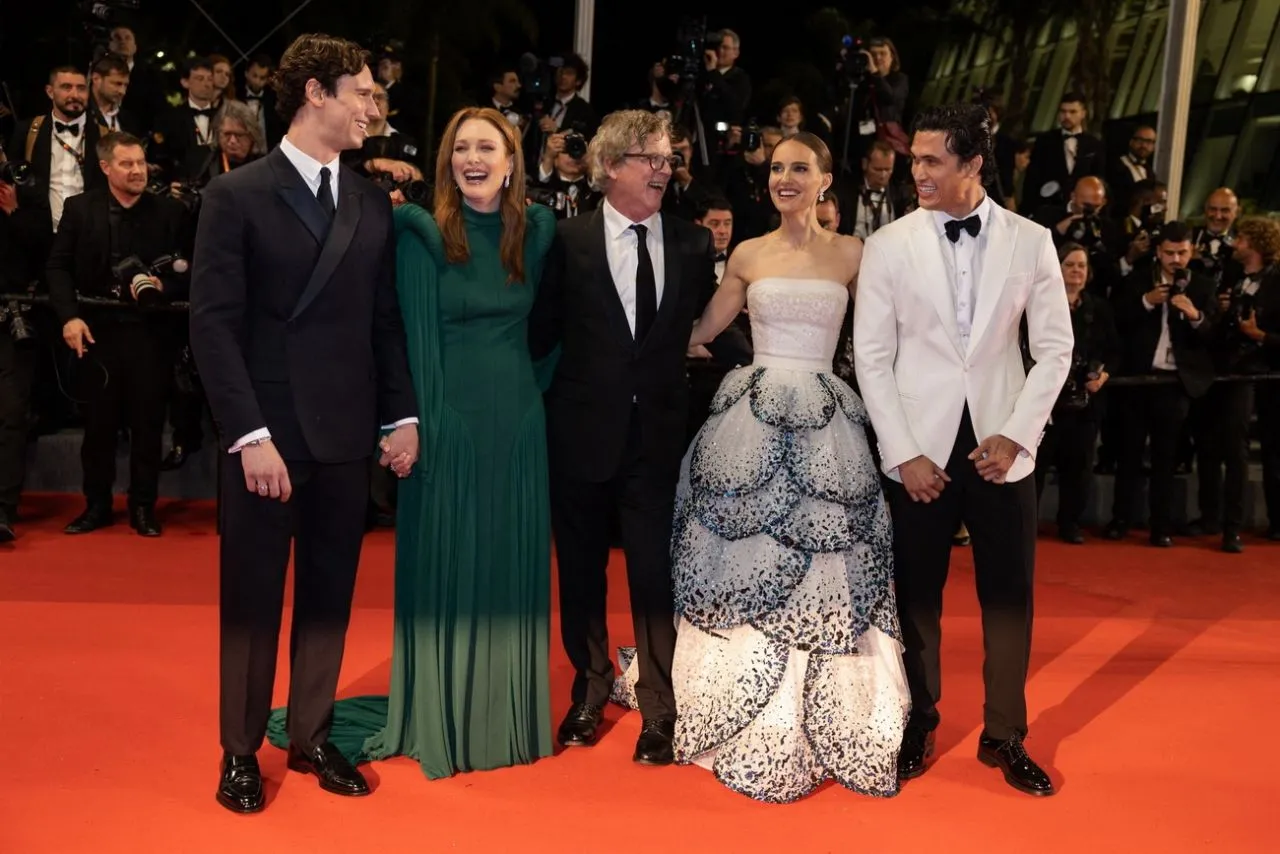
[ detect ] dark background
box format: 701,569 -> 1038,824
1,1 -> 951,137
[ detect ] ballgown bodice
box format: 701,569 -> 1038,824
746,278 -> 848,372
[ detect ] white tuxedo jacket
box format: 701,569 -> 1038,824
853,204 -> 1074,484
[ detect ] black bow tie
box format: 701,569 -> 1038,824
245,92 -> 263,101
1063,130 -> 1080,139
192,107 -> 215,119
945,215 -> 981,243
55,121 -> 80,136
714,253 -> 727,262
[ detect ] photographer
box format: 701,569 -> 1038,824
1189,187 -> 1241,287
531,129 -> 598,219
1116,179 -> 1168,276
853,37 -> 910,165
700,29 -> 752,131
1034,243 -> 1119,544
1105,222 -> 1217,547
344,82 -> 424,188
45,132 -> 190,537
1197,218 -> 1280,547
1032,176 -> 1123,297
0,178 -> 33,541
721,124 -> 780,242
176,100 -> 265,190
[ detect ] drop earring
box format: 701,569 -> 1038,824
504,174 -> 511,188
817,191 -> 825,202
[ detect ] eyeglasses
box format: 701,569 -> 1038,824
623,153 -> 680,171
220,130 -> 251,140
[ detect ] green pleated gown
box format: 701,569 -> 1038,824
266,201 -> 557,778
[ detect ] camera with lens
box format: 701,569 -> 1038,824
371,172 -> 430,205
742,120 -> 761,153
1058,355 -> 1105,412
1138,202 -> 1166,246
110,253 -> 188,309
0,299 -> 36,344
0,158 -> 34,188
1067,203 -> 1106,252
561,130 -> 587,161
837,35 -> 870,86
517,52 -> 563,116
527,187 -> 577,219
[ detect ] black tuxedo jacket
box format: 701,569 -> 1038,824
1106,155 -> 1158,221
153,104 -> 217,179
189,147 -> 417,462
1113,264 -> 1218,398
8,114 -> 109,235
45,188 -> 190,324
241,89 -> 285,149
1024,129 -> 1106,206
88,102 -> 144,138
530,207 -> 717,482
989,130 -> 1020,208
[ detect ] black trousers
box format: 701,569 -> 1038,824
0,332 -> 36,513
167,320 -> 206,450
551,407 -> 678,720
218,452 -> 369,755
77,317 -> 172,507
1034,407 -> 1099,530
884,406 -> 1037,741
1112,381 -> 1192,534
686,361 -> 730,448
1194,381 -> 1254,532
1257,381 -> 1280,530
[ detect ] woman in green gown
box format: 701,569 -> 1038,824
268,106 -> 557,778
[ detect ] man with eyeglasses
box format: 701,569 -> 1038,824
529,110 -> 719,768
1108,125 -> 1159,222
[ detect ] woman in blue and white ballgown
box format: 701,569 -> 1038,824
675,132 -> 909,803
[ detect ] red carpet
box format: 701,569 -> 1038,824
1,493 -> 1276,853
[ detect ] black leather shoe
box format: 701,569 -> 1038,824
1267,527 -> 1280,542
1222,532 -> 1244,554
897,727 -> 935,780
977,733 -> 1055,796
160,444 -> 198,471
287,742 -> 369,796
65,503 -> 113,534
217,753 -> 265,813
1149,533 -> 1173,548
1058,525 -> 1085,545
556,702 -> 603,747
1103,521 -> 1128,541
0,506 -> 14,543
633,718 -> 675,766
129,505 -> 161,537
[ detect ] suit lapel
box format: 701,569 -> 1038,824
908,213 -> 964,359
586,209 -> 636,348
640,214 -> 681,353
269,148 -> 330,245
290,175 -> 362,321
967,208 -> 1016,356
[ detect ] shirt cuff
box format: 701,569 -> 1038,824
1142,295 -> 1156,311
1120,258 -> 1133,276
381,417 -> 419,431
538,163 -> 553,182
1189,315 -> 1204,329
229,428 -> 271,453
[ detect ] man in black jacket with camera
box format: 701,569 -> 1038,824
1105,222 -> 1217,546
45,131 -> 190,536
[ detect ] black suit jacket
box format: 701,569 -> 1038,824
8,115 -> 109,249
1113,264 -> 1218,398
1106,155 -> 1158,221
45,188 -> 190,324
153,104 -> 216,180
1024,130 -> 1106,206
530,207 -> 717,482
241,89 -> 285,149
188,147 -> 417,462
88,102 -> 144,138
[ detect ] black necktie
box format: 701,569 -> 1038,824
944,215 -> 981,243
631,223 -> 657,342
317,166 -> 336,219
55,121 -> 79,136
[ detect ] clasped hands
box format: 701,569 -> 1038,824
379,424 -> 420,478
900,434 -> 1022,502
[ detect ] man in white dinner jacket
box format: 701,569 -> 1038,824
854,103 -> 1073,797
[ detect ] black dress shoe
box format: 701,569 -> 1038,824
897,727 -> 935,780
129,505 -> 162,537
1184,518 -> 1221,537
160,444 -> 198,471
1266,527 -> 1280,542
287,742 -> 369,796
217,753 -> 265,814
0,507 -> 14,543
978,733 -> 1054,796
1058,525 -> 1085,545
1103,521 -> 1128,541
1222,532 -> 1244,554
633,718 -> 675,766
65,503 -> 113,534
556,702 -> 603,747
1149,533 -> 1173,548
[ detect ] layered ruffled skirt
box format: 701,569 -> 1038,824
620,365 -> 910,802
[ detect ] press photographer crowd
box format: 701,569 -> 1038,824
0,20 -> 1277,554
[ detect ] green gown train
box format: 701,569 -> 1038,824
266,200 -> 558,778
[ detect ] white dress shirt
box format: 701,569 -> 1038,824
48,113 -> 86,233
854,183 -> 896,239
229,136 -> 417,452
602,197 -> 665,337
1143,271 -> 1204,371
1064,132 -> 1079,174
931,193 -> 994,352
190,98 -> 214,146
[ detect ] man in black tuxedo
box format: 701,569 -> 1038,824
242,54 -> 286,150
189,34 -> 419,814
45,132 -> 190,537
1023,92 -> 1106,208
529,110 -> 717,766
1105,222 -> 1217,546
8,66 -> 108,278
151,57 -> 220,181
1106,125 -> 1158,221
87,54 -> 142,137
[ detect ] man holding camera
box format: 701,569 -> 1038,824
45,131 -> 191,536
1032,176 -> 1124,297
1105,222 -> 1217,547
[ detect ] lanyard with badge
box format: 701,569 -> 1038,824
862,187 -> 888,233
54,132 -> 85,168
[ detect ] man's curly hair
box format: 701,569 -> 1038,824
1235,217 -> 1280,266
273,34 -> 370,125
